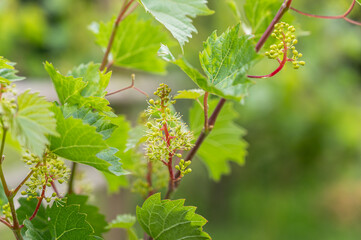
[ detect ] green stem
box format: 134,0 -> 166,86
67,162 -> 77,195
0,129 -> 9,196
0,128 -> 23,239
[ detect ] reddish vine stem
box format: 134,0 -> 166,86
20,176 -> 48,228
146,161 -> 154,197
172,98 -> 227,187
248,33 -> 288,79
100,0 -> 137,71
51,181 -> 60,197
106,74 -> 149,97
0,217 -> 12,228
255,0 -> 293,52
345,17 -> 361,26
290,0 -> 361,26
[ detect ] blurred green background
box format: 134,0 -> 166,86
1,0 -> 361,239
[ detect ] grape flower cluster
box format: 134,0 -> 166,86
21,150 -> 70,202
265,22 -> 305,69
145,84 -> 194,179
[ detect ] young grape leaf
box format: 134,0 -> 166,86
69,62 -> 111,98
45,62 -> 87,105
90,15 -> 171,74
107,214 -> 136,229
174,89 -> 205,100
47,203 -> 98,240
139,0 -> 214,48
136,193 -> 211,240
190,100 -> 247,181
66,195 -> 108,237
0,60 -> 25,84
199,24 -> 258,101
11,91 -> 58,156
160,24 -> 258,101
0,56 -> 13,69
17,198 -> 51,238
107,214 -> 138,240
49,106 -> 126,176
45,62 -> 114,116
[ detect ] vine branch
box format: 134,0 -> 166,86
290,0 -> 361,26
20,175 -> 48,229
100,0 -> 138,71
255,0 -> 293,52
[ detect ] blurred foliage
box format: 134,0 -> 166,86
1,0 -> 361,239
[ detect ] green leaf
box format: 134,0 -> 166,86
357,0 -> 361,6
243,0 -> 280,38
45,62 -> 114,115
103,116 -> 133,192
66,195 -> 108,237
47,203 -> 97,240
107,214 -> 136,229
90,15 -> 171,74
69,62 -> 110,98
11,91 -> 58,156
0,64 -> 25,84
243,0 -> 294,42
136,193 -> 211,240
174,89 -> 205,100
23,220 -> 48,240
190,100 -> 247,181
0,58 -> 24,84
61,105 -> 117,140
160,24 -> 258,102
45,62 -> 87,105
49,106 -> 126,176
126,228 -> 139,240
107,214 -> 139,240
199,24 -> 258,101
17,198 -> 51,239
0,57 -> 13,69
226,0 -> 241,20
140,0 -> 214,48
